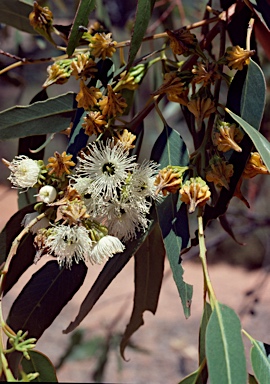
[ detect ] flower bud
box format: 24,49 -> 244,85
180,177 -> 211,213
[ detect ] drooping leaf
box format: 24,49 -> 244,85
7,260 -> 88,340
63,212 -> 157,334
21,350 -> 58,382
66,0 -> 96,57
127,0 -> 156,69
151,124 -> 192,319
0,204 -> 38,296
240,59 -> 266,130
120,224 -> 165,359
0,0 -> 36,34
250,339 -> 270,383
66,108 -> 88,160
226,108 -> 270,173
0,92 -> 77,140
197,302 -> 212,384
206,303 -> 247,384
219,215 -> 244,246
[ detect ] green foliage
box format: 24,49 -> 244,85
66,0 -> 96,57
250,339 -> 270,383
206,303 -> 247,384
21,351 -> 58,382
0,93 -> 76,140
0,0 -> 35,34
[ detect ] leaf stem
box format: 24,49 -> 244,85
198,213 -> 217,308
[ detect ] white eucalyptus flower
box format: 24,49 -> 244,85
73,139 -> 136,199
45,224 -> 93,268
38,185 -> 57,203
104,199 -> 149,241
90,235 -> 125,264
127,160 -> 160,201
6,155 -> 41,189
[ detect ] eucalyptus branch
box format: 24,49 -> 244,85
198,213 -> 217,308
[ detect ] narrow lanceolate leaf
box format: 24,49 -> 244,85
7,261 -> 88,340
63,212 -> 158,334
66,0 -> 96,56
120,224 -> 165,359
178,369 -> 201,384
151,124 -> 192,319
127,0 -> 156,69
197,302 -> 212,384
240,59 -> 266,129
0,0 -> 35,34
21,351 -> 58,382
0,92 -> 77,140
250,340 -> 270,383
206,303 -> 247,384
226,108 -> 270,173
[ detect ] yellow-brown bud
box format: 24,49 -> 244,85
166,28 -> 198,56
70,54 -> 97,81
225,45 -> 255,71
212,121 -> 243,152
243,152 -> 269,179
192,62 -> 221,86
99,84 -> 127,117
180,177 -> 211,213
206,156 -> 234,190
76,80 -> 102,110
114,129 -> 136,151
187,97 -> 216,129
154,166 -> 188,196
46,152 -> 75,178
82,112 -> 107,136
89,32 -> 117,60
43,63 -> 70,88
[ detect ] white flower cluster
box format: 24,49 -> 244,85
71,139 -> 160,242
44,224 -> 124,268
5,140 -> 161,269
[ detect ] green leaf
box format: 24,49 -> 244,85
66,0 -> 96,56
240,59 -> 266,130
226,108 -> 270,173
7,261 -> 88,340
0,92 -> 77,140
120,224 -> 165,359
197,302 -> 212,383
250,340 -> 270,383
0,0 -> 36,34
127,0 -> 156,69
21,350 -> 58,382
151,124 -> 192,319
63,211 -> 158,334
206,303 -> 247,384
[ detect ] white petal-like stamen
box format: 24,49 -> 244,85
7,156 -> 40,189
73,140 -> 136,199
90,235 -> 125,264
45,224 -> 93,268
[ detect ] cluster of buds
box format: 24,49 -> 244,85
206,156 -> 234,190
154,165 -> 188,196
224,45 -> 255,71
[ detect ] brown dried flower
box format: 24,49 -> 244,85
114,129 -> 136,151
243,152 -> 269,179
76,80 -> 102,110
46,151 -> 75,178
99,84 -> 127,117
90,32 -> 117,60
187,97 -> 216,129
43,63 -> 70,88
192,62 -> 221,86
226,46 -> 255,71
212,121 -> 243,152
180,177 -> 211,213
59,199 -> 90,225
82,111 -> 107,136
166,28 -> 198,56
29,2 -> 53,30
206,156 -> 234,190
154,166 -> 188,196
70,54 -> 97,81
